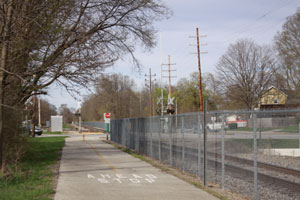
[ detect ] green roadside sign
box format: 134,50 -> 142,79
106,123 -> 110,132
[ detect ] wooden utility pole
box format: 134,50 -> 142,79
196,28 -> 204,112
145,68 -> 156,116
32,95 -> 37,137
190,28 -> 208,185
162,56 -> 176,113
168,55 -> 172,98
38,97 -> 41,127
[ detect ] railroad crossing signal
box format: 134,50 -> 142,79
157,96 -> 162,105
168,95 -> 174,106
167,95 -> 175,114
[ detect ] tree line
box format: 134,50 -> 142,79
82,8 -> 300,120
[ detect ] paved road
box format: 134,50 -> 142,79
54,135 -> 219,200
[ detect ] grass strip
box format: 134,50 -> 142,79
104,140 -> 231,200
227,127 -> 274,132
42,130 -> 64,135
0,136 -> 67,200
230,138 -> 299,148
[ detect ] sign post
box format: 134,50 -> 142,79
104,113 -> 111,140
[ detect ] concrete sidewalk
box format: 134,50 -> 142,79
54,135 -> 219,200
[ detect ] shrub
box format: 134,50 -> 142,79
228,123 -> 238,129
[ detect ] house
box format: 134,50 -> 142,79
259,86 -> 287,110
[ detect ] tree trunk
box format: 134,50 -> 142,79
0,0 -> 13,172
0,72 -> 3,171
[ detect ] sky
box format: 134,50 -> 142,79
45,0 -> 300,110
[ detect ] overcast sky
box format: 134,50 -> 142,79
46,0 -> 300,110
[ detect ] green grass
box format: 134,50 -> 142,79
280,125 -> 300,133
227,127 -> 274,132
42,130 -> 64,135
0,136 -> 67,200
230,138 -> 299,148
63,124 -> 70,129
227,125 -> 300,133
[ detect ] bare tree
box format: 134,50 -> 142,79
93,74 -> 138,119
275,8 -> 300,98
203,72 -> 223,110
0,0 -> 171,171
216,39 -> 276,110
58,104 -> 74,124
40,99 -> 57,126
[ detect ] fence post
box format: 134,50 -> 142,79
169,116 -> 173,166
198,113 -> 202,179
137,119 -> 140,152
298,122 -> 300,149
203,100 -> 207,186
253,112 -> 258,200
221,114 -> 225,190
110,121 -> 113,141
116,120 -> 118,143
122,120 -> 126,146
150,117 -> 153,157
159,118 -> 162,161
125,119 -> 128,147
181,116 -> 185,172
135,120 -> 137,151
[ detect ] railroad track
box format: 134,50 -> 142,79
221,153 -> 300,178
209,158 -> 300,193
139,141 -> 300,193
81,125 -> 106,132
160,143 -> 300,179
183,145 -> 300,193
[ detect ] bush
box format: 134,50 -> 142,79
228,123 -> 238,129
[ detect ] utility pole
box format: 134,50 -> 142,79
190,28 -> 207,112
145,68 -> 156,116
32,94 -> 37,137
75,102 -> 82,133
160,33 -> 164,117
190,28 -> 208,186
38,97 -> 41,127
162,55 -> 176,114
196,28 -> 204,112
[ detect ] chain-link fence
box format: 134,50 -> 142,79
108,109 -> 300,200
81,121 -> 106,130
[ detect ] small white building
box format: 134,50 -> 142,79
51,116 -> 63,132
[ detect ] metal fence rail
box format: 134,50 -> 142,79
109,109 -> 300,200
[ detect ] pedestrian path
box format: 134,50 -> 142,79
54,135 -> 219,200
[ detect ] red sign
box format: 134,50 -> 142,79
105,113 -> 111,119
